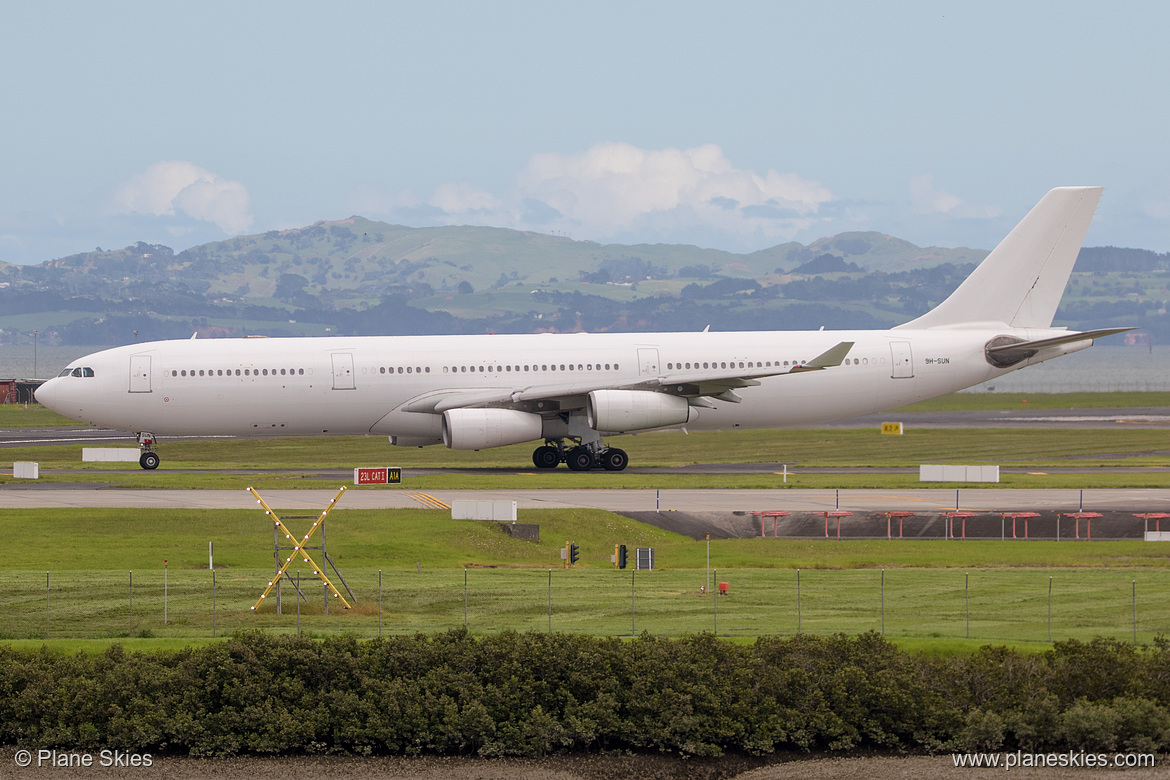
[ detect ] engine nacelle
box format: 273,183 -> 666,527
587,390 -> 691,433
441,408 -> 544,450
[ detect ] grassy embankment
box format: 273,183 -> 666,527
2,507 -> 1168,654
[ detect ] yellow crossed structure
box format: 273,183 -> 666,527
249,486 -> 352,611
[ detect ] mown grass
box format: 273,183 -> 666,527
2,508 -> 1168,649
3,425 -> 1168,489
0,403 -> 76,427
896,390 -> 1170,411
11,424 -> 1170,471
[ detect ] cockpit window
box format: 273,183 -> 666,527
82,367 -> 95,377
63,367 -> 95,378
58,368 -> 73,377
71,368 -> 83,377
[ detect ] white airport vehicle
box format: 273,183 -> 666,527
35,187 -> 1130,471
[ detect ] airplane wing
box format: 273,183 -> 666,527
400,341 -> 855,413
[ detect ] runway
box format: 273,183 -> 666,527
3,487 -> 1168,513
3,405 -> 1170,450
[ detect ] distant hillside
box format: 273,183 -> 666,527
2,220 -> 985,305
0,220 -> 1165,346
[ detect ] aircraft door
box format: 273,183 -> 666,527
890,341 -> 914,378
331,353 -> 355,390
637,348 -> 660,376
129,355 -> 152,393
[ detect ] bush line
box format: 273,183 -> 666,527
1,631 -> 1168,757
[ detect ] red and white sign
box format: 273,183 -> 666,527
354,467 -> 401,485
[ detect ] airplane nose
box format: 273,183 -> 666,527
34,377 -> 61,411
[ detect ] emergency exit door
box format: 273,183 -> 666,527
331,353 -> 355,390
129,355 -> 152,393
890,341 -> 914,378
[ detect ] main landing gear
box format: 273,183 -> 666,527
137,432 -> 160,470
532,440 -> 628,472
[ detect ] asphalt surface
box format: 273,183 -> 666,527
2,487 -> 1167,513
3,405 -> 1170,452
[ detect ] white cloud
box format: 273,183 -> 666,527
515,143 -> 832,239
909,174 -> 963,214
409,142 -> 833,247
909,174 -> 1001,220
113,161 -> 253,234
431,182 -> 504,216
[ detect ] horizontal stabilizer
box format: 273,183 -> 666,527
985,327 -> 1135,367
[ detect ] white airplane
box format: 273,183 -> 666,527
36,186 -> 1130,472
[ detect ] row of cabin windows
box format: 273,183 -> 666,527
665,357 -> 871,370
441,362 -> 618,374
380,366 -> 430,374
171,368 -> 306,377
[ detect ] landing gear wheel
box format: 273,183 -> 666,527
532,445 -> 560,469
566,446 -> 596,472
601,448 -> 628,471
139,451 -> 160,470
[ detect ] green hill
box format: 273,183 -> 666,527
0,220 -> 1166,345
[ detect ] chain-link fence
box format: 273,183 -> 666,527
2,566 -> 1167,645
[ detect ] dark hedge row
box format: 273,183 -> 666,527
1,631 -> 1168,758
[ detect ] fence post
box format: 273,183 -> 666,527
881,569 -> 885,637
129,571 -> 133,635
965,572 -> 969,639
631,568 -> 636,636
212,570 -> 217,638
547,568 -> 552,634
713,568 -> 718,636
164,560 -> 168,625
1048,576 -> 1053,643
1133,579 -> 1137,644
797,569 -> 801,635
463,569 -> 468,628
45,571 -> 49,640
297,570 -> 301,635
378,569 -> 383,638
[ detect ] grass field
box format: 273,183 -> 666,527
3,426 -> 1170,490
2,507 -> 1168,652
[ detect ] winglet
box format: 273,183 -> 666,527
790,341 -> 854,372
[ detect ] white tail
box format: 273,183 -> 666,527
898,186 -> 1103,330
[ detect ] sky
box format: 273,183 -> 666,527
2,1 -> 1168,265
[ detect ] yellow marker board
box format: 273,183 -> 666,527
881,422 -> 903,435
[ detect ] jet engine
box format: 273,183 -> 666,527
587,389 -> 691,433
441,408 -> 544,450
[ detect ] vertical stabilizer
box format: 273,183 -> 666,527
898,186 -> 1102,329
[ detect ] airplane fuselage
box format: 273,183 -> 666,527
39,327 -> 1082,439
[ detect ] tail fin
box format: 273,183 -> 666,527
898,186 -> 1102,330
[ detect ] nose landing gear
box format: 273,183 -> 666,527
137,432 -> 160,470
